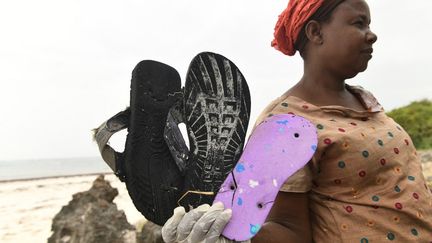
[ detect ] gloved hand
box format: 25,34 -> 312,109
162,202 -> 250,243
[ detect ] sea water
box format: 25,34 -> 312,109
0,157 -> 112,181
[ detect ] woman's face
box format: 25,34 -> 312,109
319,0 -> 377,79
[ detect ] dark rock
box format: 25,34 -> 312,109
48,175 -> 136,243
137,221 -> 163,243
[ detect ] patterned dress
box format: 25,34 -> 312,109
254,85 -> 432,242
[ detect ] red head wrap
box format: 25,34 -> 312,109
272,0 -> 343,56
271,0 -> 326,56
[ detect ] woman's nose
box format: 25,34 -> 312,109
367,29 -> 378,44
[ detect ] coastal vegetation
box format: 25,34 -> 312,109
387,99 -> 432,150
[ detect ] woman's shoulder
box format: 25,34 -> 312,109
253,93 -> 312,130
253,95 -> 285,129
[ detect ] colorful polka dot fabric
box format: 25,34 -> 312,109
253,85 -> 432,242
214,114 -> 317,241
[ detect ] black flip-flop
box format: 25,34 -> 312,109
94,60 -> 184,225
176,52 -> 251,208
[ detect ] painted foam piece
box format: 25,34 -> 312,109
214,114 -> 318,241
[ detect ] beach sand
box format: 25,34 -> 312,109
0,174 -> 143,243
1,151 -> 431,243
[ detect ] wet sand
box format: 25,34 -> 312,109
0,174 -> 143,243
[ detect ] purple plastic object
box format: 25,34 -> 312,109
213,114 -> 318,241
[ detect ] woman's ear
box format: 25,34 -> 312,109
304,20 -> 323,45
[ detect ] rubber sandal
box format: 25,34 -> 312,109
164,100 -> 189,175
93,60 -> 184,225
178,52 -> 251,209
214,114 -> 318,241
93,108 -> 130,181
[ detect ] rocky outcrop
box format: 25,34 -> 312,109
419,150 -> 432,186
419,150 -> 432,164
48,175 -> 136,243
137,221 -> 163,243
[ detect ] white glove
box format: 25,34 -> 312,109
162,202 -> 250,243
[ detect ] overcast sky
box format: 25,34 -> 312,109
0,0 -> 431,161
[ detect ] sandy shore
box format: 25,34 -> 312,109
0,174 -> 143,243
1,151 -> 431,243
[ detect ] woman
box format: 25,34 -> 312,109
162,0 -> 432,242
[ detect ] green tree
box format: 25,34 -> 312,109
387,99 -> 432,150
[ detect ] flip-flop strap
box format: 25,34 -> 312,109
93,108 -> 130,181
164,100 -> 189,174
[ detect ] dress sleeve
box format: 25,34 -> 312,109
279,165 -> 312,193
252,96 -> 314,193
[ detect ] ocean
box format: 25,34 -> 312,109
0,157 -> 112,181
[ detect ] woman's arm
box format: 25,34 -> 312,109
252,191 -> 312,243
161,192 -> 311,243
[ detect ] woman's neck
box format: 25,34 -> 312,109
283,64 -> 365,110
286,70 -> 348,105
301,60 -> 347,93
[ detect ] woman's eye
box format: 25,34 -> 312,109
354,21 -> 364,26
